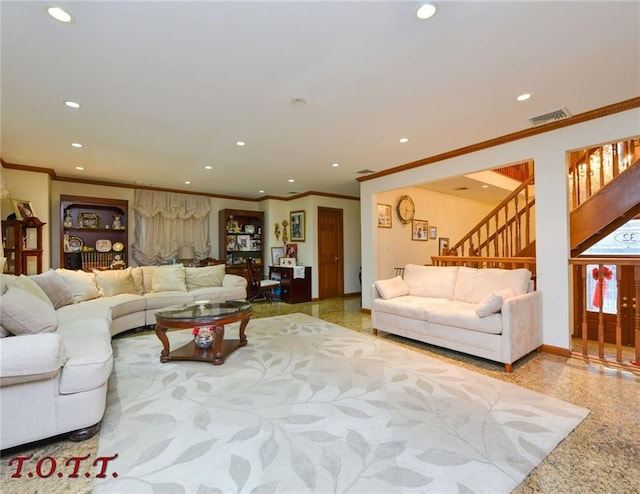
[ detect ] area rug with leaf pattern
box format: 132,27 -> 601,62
94,313 -> 588,494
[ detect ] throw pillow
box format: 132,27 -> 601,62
151,264 -> 187,292
5,275 -> 53,307
93,268 -> 138,297
0,286 -> 58,335
55,268 -> 100,302
186,264 -> 225,290
375,276 -> 410,300
475,289 -> 515,317
31,270 -> 76,309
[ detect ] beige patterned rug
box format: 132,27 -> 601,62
94,314 -> 588,493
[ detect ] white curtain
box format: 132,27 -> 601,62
132,189 -> 212,265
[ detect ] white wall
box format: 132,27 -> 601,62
375,187 -> 495,279
361,108 -> 640,350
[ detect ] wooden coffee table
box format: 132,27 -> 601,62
155,300 -> 252,365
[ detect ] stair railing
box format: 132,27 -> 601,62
448,174 -> 535,258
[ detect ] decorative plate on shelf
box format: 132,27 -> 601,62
112,242 -> 124,252
67,236 -> 84,252
95,239 -> 112,252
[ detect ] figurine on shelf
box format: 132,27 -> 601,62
63,211 -> 73,229
112,214 -> 122,230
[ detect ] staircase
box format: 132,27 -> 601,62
444,138 -> 640,260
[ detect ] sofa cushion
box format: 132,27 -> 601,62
403,265 -> 459,300
31,270 -> 76,309
131,267 -> 144,295
425,302 -> 503,335
93,268 -> 138,297
5,274 -> 53,306
186,265 -> 225,289
0,287 -> 58,335
152,265 -> 187,292
59,294 -> 146,320
375,276 -> 410,299
144,291 -> 193,310
454,267 -> 532,304
57,320 -> 113,394
476,289 -> 515,317
55,268 -> 100,302
57,302 -> 112,325
189,286 -> 246,302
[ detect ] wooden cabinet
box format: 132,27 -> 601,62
269,266 -> 312,303
219,209 -> 264,281
2,217 -> 46,275
60,195 -> 128,271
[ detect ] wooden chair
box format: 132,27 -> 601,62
246,258 -> 280,302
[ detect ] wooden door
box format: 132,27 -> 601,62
574,264 -> 636,345
317,207 -> 344,299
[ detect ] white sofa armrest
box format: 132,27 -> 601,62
500,291 -> 543,364
223,274 -> 248,289
0,333 -> 66,387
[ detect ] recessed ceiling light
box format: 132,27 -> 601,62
236,141 -> 246,146
71,142 -> 82,148
416,4 -> 437,20
64,100 -> 81,109
184,181 -> 191,185
516,93 -> 532,102
259,189 -> 265,194
482,184 -> 489,189
399,137 -> 409,143
75,166 -> 84,171
288,179 -> 295,183
291,97 -> 306,107
204,165 -> 213,170
47,6 -> 73,23
332,163 -> 339,167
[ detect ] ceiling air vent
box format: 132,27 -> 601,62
453,187 -> 469,191
356,169 -> 375,175
528,107 -> 572,126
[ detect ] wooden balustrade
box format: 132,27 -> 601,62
431,255 -> 536,278
569,257 -> 640,369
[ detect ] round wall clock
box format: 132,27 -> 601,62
395,195 -> 415,224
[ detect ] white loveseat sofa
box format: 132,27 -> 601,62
372,264 -> 542,372
0,263 -> 247,450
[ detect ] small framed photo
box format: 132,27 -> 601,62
285,243 -> 298,260
290,210 -> 305,242
429,226 -> 437,240
237,234 -> 251,251
279,257 -> 295,267
439,237 -> 450,255
377,203 -> 392,228
271,246 -> 284,266
411,219 -> 428,241
11,199 -> 36,220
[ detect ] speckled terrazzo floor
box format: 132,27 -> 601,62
1,295 -> 638,493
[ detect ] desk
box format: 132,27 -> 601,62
269,266 -> 312,303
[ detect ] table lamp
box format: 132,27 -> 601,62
178,246 -> 196,266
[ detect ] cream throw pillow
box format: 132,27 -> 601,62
5,275 -> 53,307
186,265 -> 225,290
375,276 -> 410,300
93,268 -> 138,297
475,289 -> 515,317
55,268 -> 100,302
0,286 -> 58,335
151,264 -> 187,292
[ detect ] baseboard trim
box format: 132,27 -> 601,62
539,345 -> 572,357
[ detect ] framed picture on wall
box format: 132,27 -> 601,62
290,210 -> 305,241
411,219 -> 428,241
11,198 -> 36,220
377,203 -> 392,228
438,237 -> 450,255
429,226 -> 437,239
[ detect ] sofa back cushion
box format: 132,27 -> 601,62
151,264 -> 187,292
403,265 -> 459,300
0,286 -> 58,335
186,265 -> 225,290
454,267 -> 532,304
4,274 -> 53,307
31,270 -> 76,309
374,276 -> 410,299
93,267 -> 139,297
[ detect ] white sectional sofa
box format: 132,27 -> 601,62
0,264 -> 247,450
372,264 -> 542,372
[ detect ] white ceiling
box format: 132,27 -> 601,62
2,1 -> 639,200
